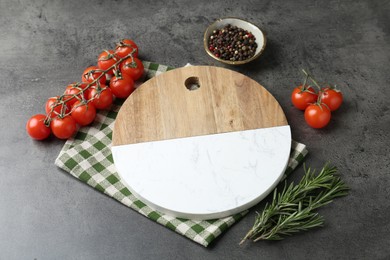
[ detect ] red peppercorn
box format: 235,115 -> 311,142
215,53 -> 220,58
209,45 -> 215,51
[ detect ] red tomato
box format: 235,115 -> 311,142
82,84 -> 93,102
71,101 -> 96,126
81,66 -> 106,86
45,96 -> 70,118
97,50 -> 118,76
304,103 -> 331,129
26,114 -> 51,140
109,73 -> 135,99
88,86 -> 113,110
320,88 -> 343,111
291,85 -> 318,110
78,82 -> 89,90
115,39 -> 139,58
50,116 -> 77,139
120,57 -> 144,81
64,83 -> 86,107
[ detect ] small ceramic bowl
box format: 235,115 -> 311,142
204,17 -> 266,65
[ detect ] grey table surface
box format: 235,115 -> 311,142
1,0 -> 389,259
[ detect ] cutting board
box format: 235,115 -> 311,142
112,66 -> 291,220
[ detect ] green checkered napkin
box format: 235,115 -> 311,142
55,61 -> 308,247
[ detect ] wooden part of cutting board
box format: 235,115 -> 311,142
113,66 -> 288,146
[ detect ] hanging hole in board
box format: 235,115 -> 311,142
184,77 -> 200,91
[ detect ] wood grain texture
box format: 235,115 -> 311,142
113,66 -> 288,146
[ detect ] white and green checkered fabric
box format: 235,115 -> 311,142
55,61 -> 308,247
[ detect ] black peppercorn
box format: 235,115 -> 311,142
208,24 -> 257,62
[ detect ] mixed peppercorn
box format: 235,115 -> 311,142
208,24 -> 257,62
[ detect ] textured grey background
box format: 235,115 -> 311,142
0,0 -> 389,259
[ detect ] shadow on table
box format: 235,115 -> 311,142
235,38 -> 282,74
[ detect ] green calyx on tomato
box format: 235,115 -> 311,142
26,114 -> 51,140
97,50 -> 119,76
82,66 -> 107,86
98,49 -> 118,62
64,83 -> 87,107
304,102 -> 331,129
88,85 -> 113,110
115,39 -> 139,58
71,101 -> 96,126
45,96 -> 70,118
120,57 -> 144,81
291,85 -> 318,110
109,73 -> 135,99
320,86 -> 343,112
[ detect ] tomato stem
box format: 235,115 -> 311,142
113,67 -> 123,79
99,49 -> 118,61
301,73 -> 309,91
302,69 -> 322,91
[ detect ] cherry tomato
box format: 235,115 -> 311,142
115,39 -> 139,58
320,87 -> 343,112
88,86 -> 113,110
291,85 -> 318,110
81,66 -> 106,86
109,73 -> 135,99
304,103 -> 331,129
71,101 -> 96,126
26,114 -> 51,140
120,57 -> 144,81
50,116 -> 77,139
64,83 -> 86,107
97,50 -> 118,76
83,86 -> 93,102
45,96 -> 70,118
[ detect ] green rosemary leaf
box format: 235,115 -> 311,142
240,164 -> 349,244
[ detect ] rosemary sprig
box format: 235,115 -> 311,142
240,164 -> 349,244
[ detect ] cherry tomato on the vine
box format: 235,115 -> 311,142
304,103 -> 331,129
109,73 -> 135,99
88,86 -> 113,110
320,87 -> 343,112
50,116 -> 77,139
64,83 -> 86,107
120,57 -> 144,81
45,96 -> 70,118
291,85 -> 318,110
97,50 -> 118,76
82,66 -> 106,86
71,101 -> 96,126
26,114 -> 51,140
115,39 -> 139,58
